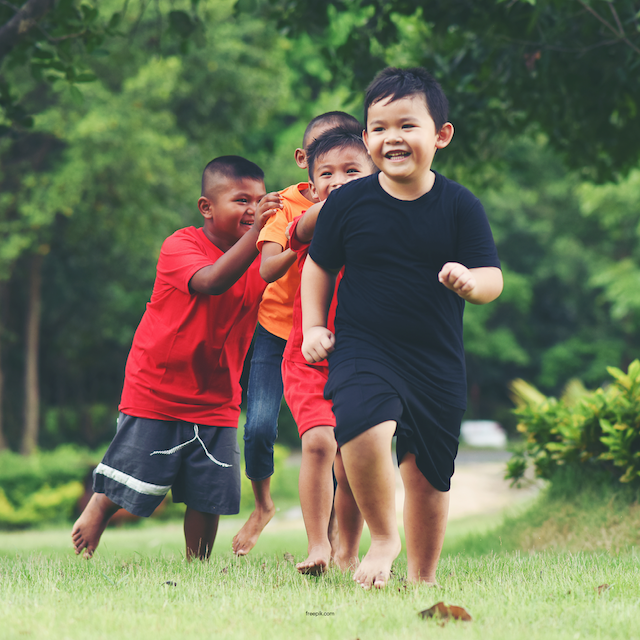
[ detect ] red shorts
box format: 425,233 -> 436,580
281,359 -> 336,437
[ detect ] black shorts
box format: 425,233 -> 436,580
325,358 -> 464,492
93,413 -> 241,517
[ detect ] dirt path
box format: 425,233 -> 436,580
396,450 -> 539,522
270,449 -> 539,531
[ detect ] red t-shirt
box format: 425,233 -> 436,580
282,216 -> 342,366
119,226 -> 266,427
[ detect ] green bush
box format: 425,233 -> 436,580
506,360 -> 640,487
0,445 -> 102,529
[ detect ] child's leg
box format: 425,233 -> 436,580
296,426 -> 337,574
184,507 -> 220,561
233,325 -> 285,556
332,450 -> 363,571
233,477 -> 275,556
340,420 -> 401,589
71,492 -> 121,559
399,453 -> 449,584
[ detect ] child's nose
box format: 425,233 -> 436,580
386,130 -> 402,143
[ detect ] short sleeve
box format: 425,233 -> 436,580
289,216 -> 310,254
156,230 -> 217,294
257,208 -> 289,252
308,189 -> 346,270
456,195 -> 501,270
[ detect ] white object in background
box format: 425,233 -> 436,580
460,420 -> 507,448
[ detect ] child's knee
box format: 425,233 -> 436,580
302,427 -> 337,459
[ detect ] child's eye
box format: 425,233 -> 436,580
236,198 -> 248,203
402,124 -> 416,129
346,168 -> 361,174
320,172 -> 332,177
371,127 -> 384,132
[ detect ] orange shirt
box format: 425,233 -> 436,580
256,183 -> 314,340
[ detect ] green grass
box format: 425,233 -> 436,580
2,464 -> 639,640
1,492 -> 640,640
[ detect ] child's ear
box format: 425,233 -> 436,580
295,148 -> 308,169
436,122 -> 454,149
308,180 -> 320,201
362,129 -> 371,155
198,196 -> 214,219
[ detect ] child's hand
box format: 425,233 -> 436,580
285,220 -> 294,241
254,192 -> 283,231
438,262 -> 477,299
301,326 -> 335,363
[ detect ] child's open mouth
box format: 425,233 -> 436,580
385,150 -> 410,160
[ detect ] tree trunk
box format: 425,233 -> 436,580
20,253 -> 43,456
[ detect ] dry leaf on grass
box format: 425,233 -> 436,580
283,552 -> 295,564
419,601 -> 472,622
596,583 -> 612,594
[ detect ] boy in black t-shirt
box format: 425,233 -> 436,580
301,67 -> 503,589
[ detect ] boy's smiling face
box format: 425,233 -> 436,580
364,94 -> 453,191
198,176 -> 266,250
309,146 -> 373,201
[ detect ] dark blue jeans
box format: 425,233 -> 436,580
243,324 -> 286,480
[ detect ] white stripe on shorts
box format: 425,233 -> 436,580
94,463 -> 171,497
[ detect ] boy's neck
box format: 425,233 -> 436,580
202,225 -> 239,253
378,169 -> 436,201
299,183 -> 317,203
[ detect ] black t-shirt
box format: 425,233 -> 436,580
308,172 -> 500,409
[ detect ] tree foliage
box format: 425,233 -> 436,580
240,0 -> 640,180
2,0 -> 640,452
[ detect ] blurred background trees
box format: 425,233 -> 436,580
1,0 -> 639,452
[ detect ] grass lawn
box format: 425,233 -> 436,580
1,501 -> 639,640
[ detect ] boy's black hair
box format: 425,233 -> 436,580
306,123 -> 372,179
201,155 -> 264,195
364,67 -> 449,131
303,111 -> 362,149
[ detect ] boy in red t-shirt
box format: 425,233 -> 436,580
282,125 -> 377,574
71,156 -> 282,560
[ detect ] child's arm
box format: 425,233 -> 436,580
259,242 -> 297,283
438,263 -> 503,305
292,201 -> 324,245
300,256 -> 338,363
189,193 -> 282,295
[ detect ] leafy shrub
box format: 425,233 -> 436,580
506,360 -> 640,487
0,445 -> 102,529
0,482 -> 84,527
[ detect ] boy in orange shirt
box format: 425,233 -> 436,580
233,112 -> 361,556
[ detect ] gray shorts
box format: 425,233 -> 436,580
93,413 -> 241,517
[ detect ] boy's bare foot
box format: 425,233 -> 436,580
296,542 -> 332,575
71,493 -> 120,559
332,551 -> 360,572
353,535 -> 402,589
232,502 -> 276,556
